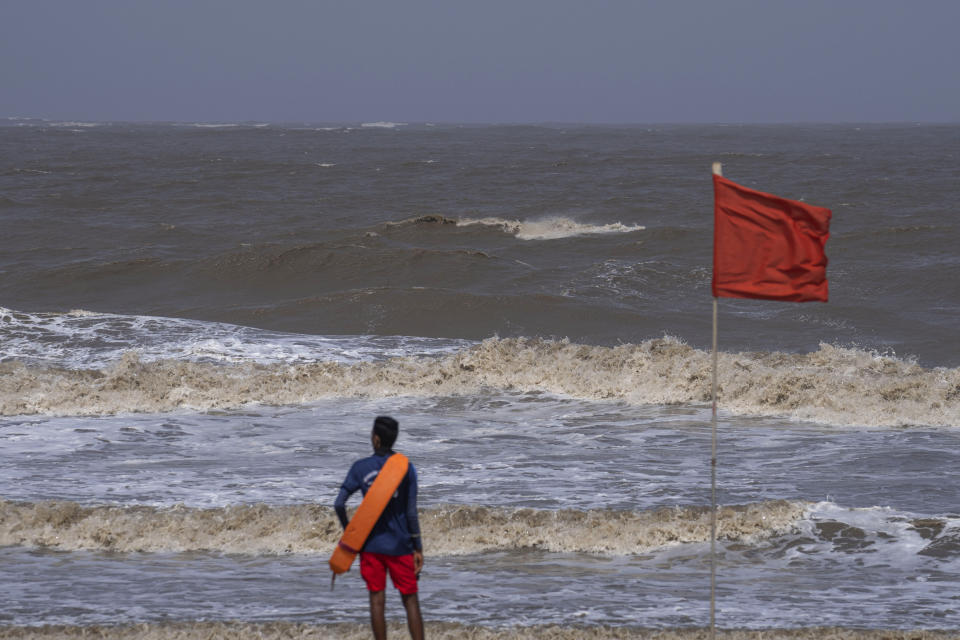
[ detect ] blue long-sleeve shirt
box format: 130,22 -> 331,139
333,449 -> 422,555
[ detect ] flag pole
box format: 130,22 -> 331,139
710,161 -> 722,640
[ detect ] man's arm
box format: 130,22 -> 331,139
406,465 -> 423,576
333,463 -> 360,529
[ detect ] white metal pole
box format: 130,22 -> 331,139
710,296 -> 718,640
710,161 -> 722,640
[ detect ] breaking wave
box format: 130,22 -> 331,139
0,499 -> 806,555
2,337 -> 959,426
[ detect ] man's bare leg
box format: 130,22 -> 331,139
369,590 -> 387,640
401,592 -> 424,640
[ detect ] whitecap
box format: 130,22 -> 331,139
458,216 -> 645,240
48,121 -> 101,128
360,121 -> 407,129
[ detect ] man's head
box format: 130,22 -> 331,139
372,415 -> 399,450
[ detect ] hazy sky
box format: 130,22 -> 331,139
3,0 -> 958,123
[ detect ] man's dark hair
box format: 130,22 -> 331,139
373,415 -> 399,448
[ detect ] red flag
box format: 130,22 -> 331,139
712,174 -> 831,302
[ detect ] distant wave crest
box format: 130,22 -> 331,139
386,215 -> 644,240
459,216 -> 645,240
361,121 -> 407,129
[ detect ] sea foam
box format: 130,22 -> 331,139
0,307 -> 468,369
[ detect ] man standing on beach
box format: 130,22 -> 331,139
334,416 -> 425,640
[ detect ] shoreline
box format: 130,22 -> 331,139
2,622 -> 959,640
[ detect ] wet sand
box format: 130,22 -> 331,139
2,623 -> 959,640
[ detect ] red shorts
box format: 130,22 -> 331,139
359,552 -> 418,595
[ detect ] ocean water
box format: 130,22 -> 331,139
1,119 -> 959,633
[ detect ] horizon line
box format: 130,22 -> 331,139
4,116 -> 958,127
